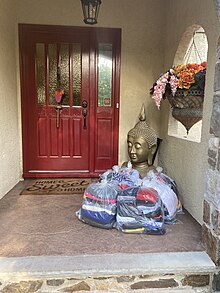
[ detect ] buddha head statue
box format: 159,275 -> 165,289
127,104 -> 158,177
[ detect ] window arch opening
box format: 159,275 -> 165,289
168,25 -> 208,142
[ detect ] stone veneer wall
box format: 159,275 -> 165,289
203,136 -> 220,265
202,32 -> 220,289
0,273 -> 212,293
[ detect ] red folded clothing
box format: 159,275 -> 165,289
136,188 -> 158,203
84,191 -> 117,204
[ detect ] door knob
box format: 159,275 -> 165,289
82,100 -> 88,129
82,100 -> 88,108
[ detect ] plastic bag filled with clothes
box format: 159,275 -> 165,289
142,168 -> 181,224
101,162 -> 141,190
116,186 -> 165,235
154,168 -> 182,223
76,179 -> 121,229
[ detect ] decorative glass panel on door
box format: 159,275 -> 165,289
98,43 -> 113,107
48,44 -> 57,105
36,43 -> 82,107
60,44 -> 69,106
72,44 -> 81,106
36,43 -> 46,104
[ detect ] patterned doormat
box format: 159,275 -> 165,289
20,178 -> 92,195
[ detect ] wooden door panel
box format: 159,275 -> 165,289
95,107 -> 114,172
38,117 -> 47,157
41,113 -> 84,158
49,119 -> 59,156
61,118 -> 71,156
36,114 -> 87,165
19,24 -> 121,178
95,117 -> 113,172
31,38 -> 89,172
72,118 -> 82,157
97,118 -> 113,157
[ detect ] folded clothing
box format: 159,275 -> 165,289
80,208 -> 116,226
76,180 -> 121,229
142,170 -> 180,223
136,187 -> 158,203
76,210 -> 114,229
116,187 -> 165,235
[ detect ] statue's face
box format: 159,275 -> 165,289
127,135 -> 151,164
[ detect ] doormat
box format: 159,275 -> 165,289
20,178 -> 92,195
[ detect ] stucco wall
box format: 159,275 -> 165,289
0,0 -> 21,199
158,0 -> 220,224
15,0 -> 165,166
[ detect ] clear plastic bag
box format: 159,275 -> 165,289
101,163 -> 141,190
76,179 -> 121,229
142,168 -> 181,224
116,186 -> 165,235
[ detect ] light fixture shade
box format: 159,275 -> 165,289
81,0 -> 101,25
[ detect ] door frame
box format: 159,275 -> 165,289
19,24 -> 121,178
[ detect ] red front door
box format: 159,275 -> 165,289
19,24 -> 121,178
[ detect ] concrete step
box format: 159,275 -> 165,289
0,251 -> 216,292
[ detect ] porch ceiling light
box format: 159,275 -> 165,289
81,0 -> 101,25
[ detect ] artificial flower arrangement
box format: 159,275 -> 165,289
150,62 -> 206,109
55,89 -> 64,104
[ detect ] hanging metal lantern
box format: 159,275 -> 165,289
81,0 -> 102,25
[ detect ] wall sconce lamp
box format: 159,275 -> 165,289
81,0 -> 102,25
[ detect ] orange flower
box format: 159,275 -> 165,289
151,62 -> 206,108
201,61 -> 207,68
178,70 -> 195,89
186,63 -> 203,74
173,64 -> 187,75
55,90 -> 64,95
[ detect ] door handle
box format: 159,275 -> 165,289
82,100 -> 88,129
55,105 -> 62,128
82,108 -> 87,129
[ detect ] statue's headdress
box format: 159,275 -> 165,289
128,104 -> 157,148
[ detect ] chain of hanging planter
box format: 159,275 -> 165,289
185,32 -> 203,64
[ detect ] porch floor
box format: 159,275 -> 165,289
0,180 -> 204,257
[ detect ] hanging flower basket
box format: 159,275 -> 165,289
167,88 -> 204,109
150,62 -> 206,134
167,89 -> 204,133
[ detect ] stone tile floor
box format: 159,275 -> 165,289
0,179 -> 204,257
